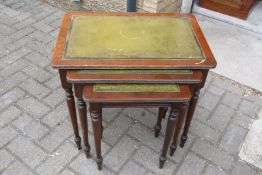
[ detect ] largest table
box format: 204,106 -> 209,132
51,12 -> 216,150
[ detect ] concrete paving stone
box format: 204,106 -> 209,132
49,18 -> 63,28
70,154 -> 114,175
133,145 -> 177,174
103,115 -> 133,145
41,102 -> 67,127
220,124 -> 247,155
239,111 -> 262,170
0,149 -> 15,172
211,78 -> 245,96
128,122 -> 164,152
5,36 -> 34,51
206,85 -> 225,96
203,164 -> 229,175
0,125 -> 18,148
8,135 -> 47,168
0,106 -> 21,128
50,29 -> 59,38
0,34 -> 12,47
13,17 -> 36,30
3,0 -> 20,6
15,11 -> 32,21
2,161 -> 34,175
207,104 -> 235,132
119,161 -> 146,175
221,92 -> 242,109
239,99 -> 260,118
0,6 -> 20,17
0,13 -> 18,26
17,96 -> 50,118
22,120 -> 49,140
33,7 -> 56,20
176,152 -> 206,175
43,88 -> 64,107
19,79 -> 50,99
194,106 -> 211,122
191,119 -> 220,144
26,40 -> 52,56
26,51 -> 46,66
0,59 -> 28,77
20,78 -> 51,99
3,47 -> 31,64
10,1 -> 25,10
0,23 -> 15,35
88,132 -> 111,157
41,13 -> 60,24
29,30 -> 54,44
40,120 -> 73,152
33,21 -> 55,33
60,169 -> 76,175
198,92 -> 221,112
10,27 -> 35,40
104,136 -> 138,172
12,113 -> 32,130
124,108 -> 157,129
169,134 -> 195,163
102,108 -> 123,122
0,88 -> 25,111
232,160 -> 256,175
36,142 -> 78,175
45,63 -> 58,74
233,112 -> 254,129
192,139 -> 234,171
22,64 -> 52,82
44,74 -> 61,89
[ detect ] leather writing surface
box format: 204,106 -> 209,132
64,16 -> 204,60
94,84 -> 180,92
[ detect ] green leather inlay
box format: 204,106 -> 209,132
77,69 -> 192,74
94,84 -> 180,92
65,16 -> 203,59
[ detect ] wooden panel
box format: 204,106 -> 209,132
199,0 -> 257,19
66,69 -> 203,84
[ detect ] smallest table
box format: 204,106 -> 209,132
83,83 -> 192,169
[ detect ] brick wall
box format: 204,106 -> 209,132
82,0 -> 182,12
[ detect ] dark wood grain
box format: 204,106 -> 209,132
59,70 -> 81,150
199,0 -> 257,19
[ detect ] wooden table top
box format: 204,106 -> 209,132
52,12 -> 216,69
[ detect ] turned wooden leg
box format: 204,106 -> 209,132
77,98 -> 91,158
90,103 -> 103,170
155,107 -> 168,137
180,88 -> 200,148
74,84 -> 90,157
170,102 -> 189,156
59,70 -> 81,150
99,107 -> 103,138
159,107 -> 178,169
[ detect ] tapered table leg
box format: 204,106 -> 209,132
74,84 -> 90,157
90,103 -> 103,170
180,88 -> 200,148
59,70 -> 81,150
159,107 -> 178,169
170,102 -> 189,156
155,107 -> 168,137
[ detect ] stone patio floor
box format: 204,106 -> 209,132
0,0 -> 262,174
